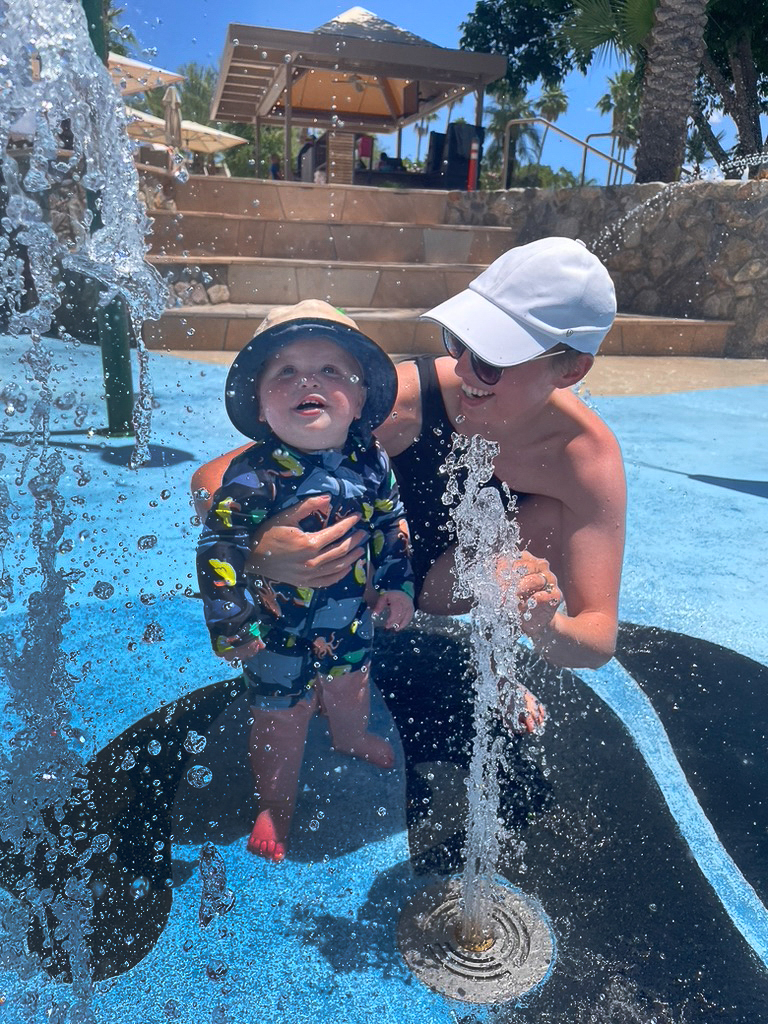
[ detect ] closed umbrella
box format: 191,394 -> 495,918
162,85 -> 183,149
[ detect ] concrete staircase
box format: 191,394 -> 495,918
141,176 -> 733,358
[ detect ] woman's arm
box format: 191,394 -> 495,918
191,445 -> 250,519
417,434 -> 626,670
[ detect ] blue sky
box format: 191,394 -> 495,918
118,0 -> 629,180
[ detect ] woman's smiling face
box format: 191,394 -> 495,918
451,344 -> 561,436
257,339 -> 366,451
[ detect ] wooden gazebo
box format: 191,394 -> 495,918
210,7 -> 506,183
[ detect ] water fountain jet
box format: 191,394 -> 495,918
397,435 -> 555,1003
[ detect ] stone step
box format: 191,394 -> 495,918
143,305 -> 442,356
149,255 -> 480,309
148,210 -> 514,266
142,305 -> 734,359
171,175 -> 457,225
601,314 -> 734,357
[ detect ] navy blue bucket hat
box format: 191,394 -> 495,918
224,299 -> 398,441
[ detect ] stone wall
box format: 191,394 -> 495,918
445,181 -> 768,358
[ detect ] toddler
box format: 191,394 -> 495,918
196,300 -> 414,862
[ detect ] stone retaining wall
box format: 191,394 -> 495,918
445,181 -> 768,358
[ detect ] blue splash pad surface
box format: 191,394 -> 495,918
1,334 -> 767,1020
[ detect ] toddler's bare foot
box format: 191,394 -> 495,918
247,808 -> 290,862
333,733 -> 395,769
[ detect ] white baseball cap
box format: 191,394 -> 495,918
421,237 -> 616,367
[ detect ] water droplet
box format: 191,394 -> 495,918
147,739 -> 162,756
187,765 -> 213,788
206,960 -> 228,982
93,580 -> 114,600
142,621 -> 165,643
308,819 -> 320,831
54,391 -> 77,410
184,730 -> 207,754
130,876 -> 151,899
138,534 -> 157,550
91,834 -> 111,853
120,751 -> 136,770
376,807 -> 387,817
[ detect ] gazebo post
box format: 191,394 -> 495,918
396,127 -> 402,160
284,92 -> 293,181
474,88 -> 485,131
253,114 -> 261,177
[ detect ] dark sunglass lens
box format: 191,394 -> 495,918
442,328 -> 464,359
471,354 -> 503,386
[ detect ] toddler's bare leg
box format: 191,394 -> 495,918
247,693 -> 317,862
320,667 -> 394,770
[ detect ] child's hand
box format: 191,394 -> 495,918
371,591 -> 414,631
219,637 -> 266,664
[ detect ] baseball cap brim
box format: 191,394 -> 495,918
421,288 -> 560,367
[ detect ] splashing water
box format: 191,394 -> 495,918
442,433 -> 523,947
198,842 -> 236,929
0,0 -> 167,454
0,0 -> 167,1015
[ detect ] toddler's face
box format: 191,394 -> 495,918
257,339 -> 366,451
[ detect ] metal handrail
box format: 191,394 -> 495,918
584,132 -> 635,185
501,118 -> 635,188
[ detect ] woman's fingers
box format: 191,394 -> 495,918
514,555 -> 561,606
245,494 -> 365,587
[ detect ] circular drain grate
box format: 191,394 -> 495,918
398,879 -> 555,1004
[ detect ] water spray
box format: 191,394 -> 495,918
398,434 -> 555,1003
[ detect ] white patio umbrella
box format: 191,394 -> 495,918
125,108 -> 248,154
108,53 -> 184,96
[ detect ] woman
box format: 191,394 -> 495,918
192,237 -> 626,731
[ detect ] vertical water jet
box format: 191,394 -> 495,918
398,434 -> 555,1003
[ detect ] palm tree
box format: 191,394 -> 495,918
596,69 -> 640,181
105,5 -> 137,57
484,83 -> 540,186
568,0 -> 710,182
534,84 -> 568,165
633,0 -> 709,181
415,111 -> 438,164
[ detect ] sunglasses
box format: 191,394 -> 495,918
442,328 -> 564,386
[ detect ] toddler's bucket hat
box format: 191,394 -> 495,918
225,299 -> 397,440
421,237 -> 616,368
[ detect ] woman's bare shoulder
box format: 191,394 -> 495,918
374,359 -> 422,456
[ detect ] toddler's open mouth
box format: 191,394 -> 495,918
296,396 -> 326,412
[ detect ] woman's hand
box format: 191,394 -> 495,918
246,494 -> 368,588
371,590 -> 415,631
511,550 -> 563,639
219,637 -> 266,664
500,681 -> 547,735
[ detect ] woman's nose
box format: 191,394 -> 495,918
454,347 -> 473,377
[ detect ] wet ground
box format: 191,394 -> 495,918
1,335 -> 766,1022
